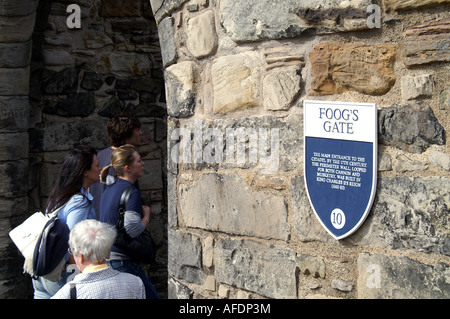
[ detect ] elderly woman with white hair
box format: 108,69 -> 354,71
52,219 -> 145,299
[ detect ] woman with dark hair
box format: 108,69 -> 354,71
90,115 -> 142,218
32,145 -> 101,299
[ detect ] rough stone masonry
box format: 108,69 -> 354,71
157,0 -> 450,299
0,0 -> 449,299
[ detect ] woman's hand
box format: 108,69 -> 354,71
142,205 -> 150,226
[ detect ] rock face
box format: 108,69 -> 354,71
2,0 -> 450,300
310,43 -> 396,96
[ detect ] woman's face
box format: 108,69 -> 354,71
84,154 -> 102,187
128,151 -> 145,180
125,127 -> 142,146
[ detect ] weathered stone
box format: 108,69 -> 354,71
297,254 -> 326,278
168,114 -> 302,173
41,67 -> 80,95
358,253 -> 450,298
97,96 -> 125,118
179,173 -> 289,240
84,30 -> 114,49
50,92 -> 96,117
263,66 -> 302,111
130,77 -> 163,95
168,277 -> 193,299
0,13 -> 36,42
354,177 -> 450,255
0,0 -> 39,16
331,278 -> 354,292
439,88 -> 450,110
404,18 -> 450,67
42,48 -> 73,66
310,42 -> 396,96
290,175 -> 333,242
139,159 -> 163,190
0,160 -> 28,198
0,133 -> 28,161
428,150 -> 450,170
186,10 -> 218,59
215,237 -> 297,298
378,102 -> 445,153
158,17 -> 177,68
165,61 -> 198,117
0,97 -> 29,132
99,0 -> 141,17
396,154 -> 428,172
401,74 -> 435,100
211,52 -> 262,113
0,41 -> 31,68
0,67 -> 30,96
29,120 -> 108,152
97,52 -> 151,77
81,71 -> 103,91
383,0 -> 450,11
219,0 -> 371,42
168,229 -> 205,285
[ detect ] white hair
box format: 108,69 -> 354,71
69,219 -> 116,263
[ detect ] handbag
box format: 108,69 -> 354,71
9,204 -> 68,277
113,186 -> 156,264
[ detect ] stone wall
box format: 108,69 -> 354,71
153,0 -> 450,298
0,0 -> 167,298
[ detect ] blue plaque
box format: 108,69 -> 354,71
303,100 -> 377,239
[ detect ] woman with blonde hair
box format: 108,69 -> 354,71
99,144 -> 159,299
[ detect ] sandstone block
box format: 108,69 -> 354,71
214,237 -> 297,298
310,43 -> 396,96
97,52 -> 151,77
263,66 -> 302,111
179,173 -> 289,240
0,13 -> 36,42
404,18 -> 450,67
186,10 -> 218,59
211,52 -> 262,113
158,17 -> 177,68
0,67 -> 30,96
355,177 -> 450,255
0,41 -> 31,68
401,74 -> 434,100
383,0 -> 450,11
168,229 -> 205,285
358,253 -> 450,298
165,61 -> 199,117
0,97 -> 29,132
219,0 -> 371,42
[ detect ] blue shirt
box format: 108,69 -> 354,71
57,187 -> 96,230
99,178 -> 142,228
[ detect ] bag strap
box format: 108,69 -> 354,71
119,186 -> 134,214
70,284 -> 77,299
117,186 -> 134,230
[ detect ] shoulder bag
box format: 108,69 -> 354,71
9,203 -> 69,278
113,186 -> 157,264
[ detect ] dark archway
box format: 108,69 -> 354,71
1,0 -> 168,298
